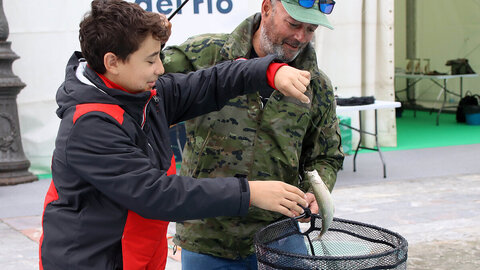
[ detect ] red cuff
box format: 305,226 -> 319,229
266,63 -> 288,90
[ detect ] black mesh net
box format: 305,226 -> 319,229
254,215 -> 408,270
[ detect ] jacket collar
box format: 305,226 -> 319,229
79,58 -> 154,126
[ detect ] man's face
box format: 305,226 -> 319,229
115,34 -> 164,93
260,1 -> 318,62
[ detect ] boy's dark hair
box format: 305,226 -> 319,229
79,0 -> 170,74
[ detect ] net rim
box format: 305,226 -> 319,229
254,216 -> 408,262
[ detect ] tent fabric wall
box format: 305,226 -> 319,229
315,0 -> 397,148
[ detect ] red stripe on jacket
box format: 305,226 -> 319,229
73,103 -> 124,124
122,155 -> 176,270
266,62 -> 287,90
39,180 -> 59,270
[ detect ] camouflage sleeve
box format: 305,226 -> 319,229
163,45 -> 195,74
163,34 -> 227,74
301,78 -> 345,192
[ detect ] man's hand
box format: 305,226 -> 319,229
249,181 -> 307,218
297,192 -> 319,223
274,66 -> 311,104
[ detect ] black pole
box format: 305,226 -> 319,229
0,0 -> 37,185
168,0 -> 190,21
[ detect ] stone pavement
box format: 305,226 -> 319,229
1,172 -> 480,269
332,173 -> 480,269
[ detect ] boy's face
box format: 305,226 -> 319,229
115,34 -> 164,93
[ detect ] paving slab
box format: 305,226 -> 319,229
0,221 -> 38,270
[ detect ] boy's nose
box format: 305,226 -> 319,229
156,60 -> 165,76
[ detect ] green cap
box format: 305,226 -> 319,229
280,0 -> 334,29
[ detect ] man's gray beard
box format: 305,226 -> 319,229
259,26 -> 302,62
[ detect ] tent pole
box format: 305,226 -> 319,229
406,0 -> 417,104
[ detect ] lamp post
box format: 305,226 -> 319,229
0,0 -> 37,185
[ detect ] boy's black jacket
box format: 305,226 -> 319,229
41,51 -> 276,269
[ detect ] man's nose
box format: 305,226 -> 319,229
293,30 -> 308,43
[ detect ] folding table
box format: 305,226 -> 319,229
395,73 -> 478,125
336,100 -> 401,178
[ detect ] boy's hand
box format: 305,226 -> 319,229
249,181 -> 307,218
274,66 -> 311,104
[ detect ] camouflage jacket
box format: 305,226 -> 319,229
163,13 -> 345,259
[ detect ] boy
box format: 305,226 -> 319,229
40,0 -> 311,269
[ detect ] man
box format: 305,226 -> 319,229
163,0 -> 344,268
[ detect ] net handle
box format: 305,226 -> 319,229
294,204 -> 319,256
294,204 -> 323,236
294,204 -> 312,220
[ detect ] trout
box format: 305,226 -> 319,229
305,170 -> 334,238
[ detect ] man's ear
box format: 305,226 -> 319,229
261,0 -> 272,17
104,52 -> 120,75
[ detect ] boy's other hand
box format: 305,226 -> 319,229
249,181 -> 307,218
274,66 -> 311,104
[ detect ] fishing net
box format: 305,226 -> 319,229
254,211 -> 408,270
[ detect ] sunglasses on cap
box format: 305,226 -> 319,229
298,0 -> 335,14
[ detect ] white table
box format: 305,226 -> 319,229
336,100 -> 401,178
395,73 -> 478,125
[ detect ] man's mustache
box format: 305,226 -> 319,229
282,39 -> 306,49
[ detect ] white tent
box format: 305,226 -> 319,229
4,0 -> 478,175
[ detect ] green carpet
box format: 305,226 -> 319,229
382,110 -> 480,152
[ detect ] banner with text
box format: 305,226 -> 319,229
129,0 -> 251,46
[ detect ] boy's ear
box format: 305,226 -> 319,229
104,52 -> 120,75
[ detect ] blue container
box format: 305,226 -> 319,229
464,105 -> 480,125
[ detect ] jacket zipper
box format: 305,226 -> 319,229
141,89 -> 157,129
